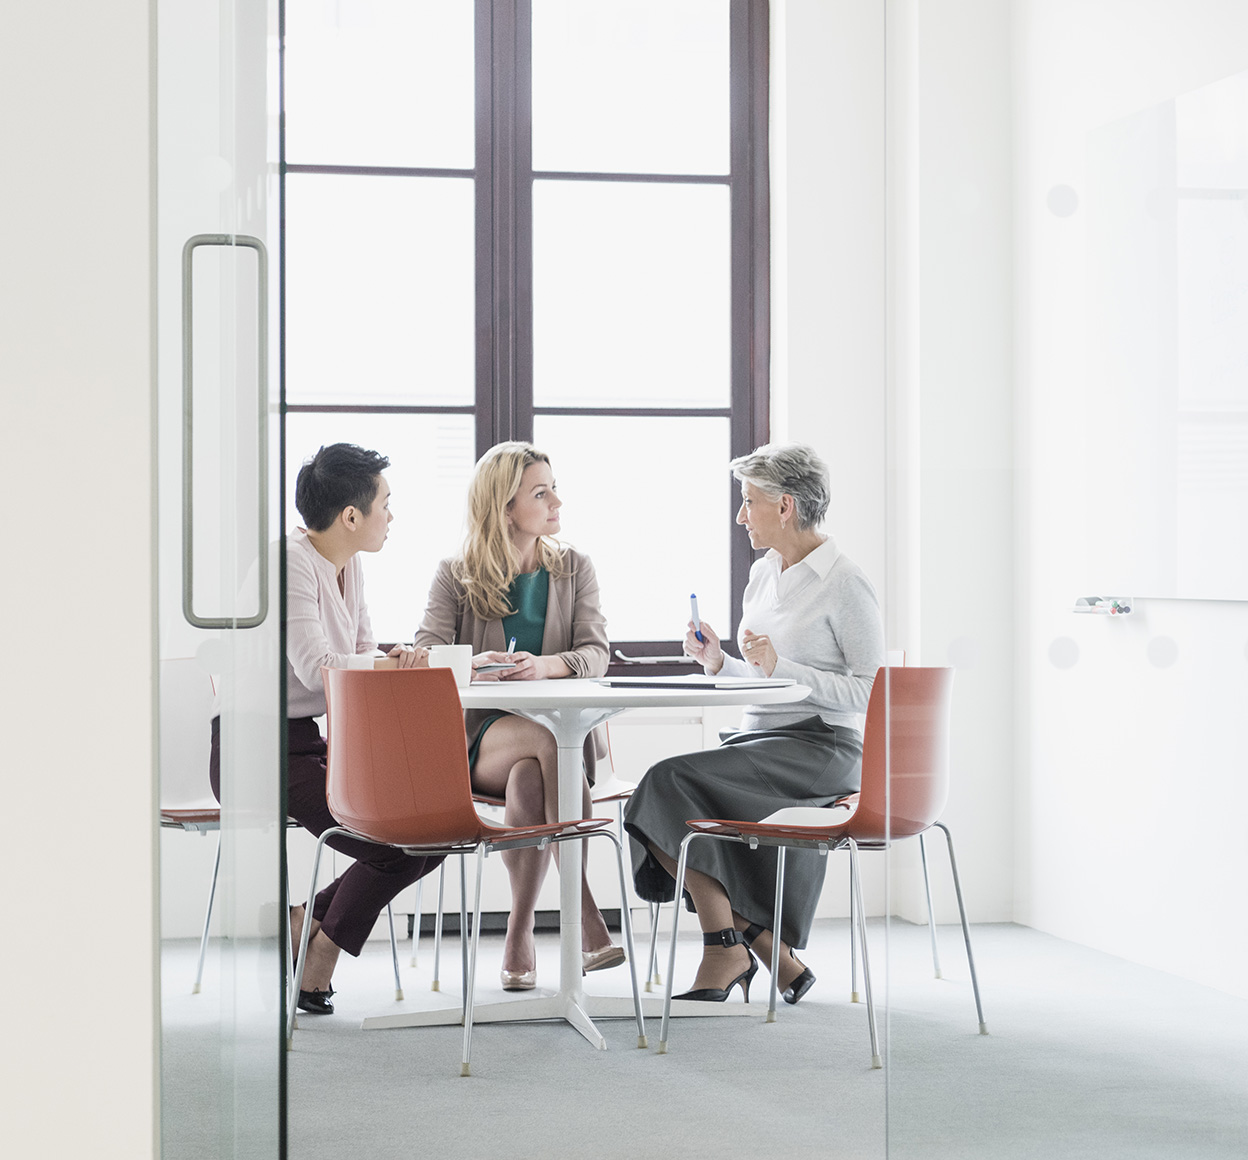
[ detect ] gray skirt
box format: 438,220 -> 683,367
623,716 -> 862,949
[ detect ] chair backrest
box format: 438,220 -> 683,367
322,665 -> 484,847
159,657 -> 218,809
851,666 -> 955,842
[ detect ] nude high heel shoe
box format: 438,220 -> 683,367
500,968 -> 536,991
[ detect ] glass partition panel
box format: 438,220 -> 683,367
887,2 -> 1248,1157
157,0 -> 283,1156
532,180 -> 731,409
285,173 -> 475,407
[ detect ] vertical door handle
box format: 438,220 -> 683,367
181,233 -> 269,629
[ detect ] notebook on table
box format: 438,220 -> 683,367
596,675 -> 797,690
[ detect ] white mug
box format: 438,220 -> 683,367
428,644 -> 474,689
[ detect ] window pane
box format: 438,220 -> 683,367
285,413 -> 476,642
285,0 -> 474,169
531,0 -> 729,176
285,174 -> 474,406
533,415 -> 732,641
532,181 -> 730,407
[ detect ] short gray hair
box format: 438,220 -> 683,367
729,442 -> 830,531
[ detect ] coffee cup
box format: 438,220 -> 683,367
428,644 -> 474,688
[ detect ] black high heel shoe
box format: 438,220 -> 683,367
782,967 -> 816,1005
741,923 -> 816,1005
672,929 -> 758,1002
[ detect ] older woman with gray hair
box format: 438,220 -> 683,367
624,442 -> 884,1004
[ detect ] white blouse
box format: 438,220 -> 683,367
719,536 -> 885,733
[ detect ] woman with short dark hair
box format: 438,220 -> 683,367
210,443 -> 439,1015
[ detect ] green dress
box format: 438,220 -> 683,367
466,569 -> 549,768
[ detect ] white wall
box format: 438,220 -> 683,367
909,0 -> 1016,923
1014,0 -> 1248,997
777,0 -> 1018,925
774,0 -> 892,920
773,1 -> 889,586
879,0 -> 1248,994
0,2 -> 158,1156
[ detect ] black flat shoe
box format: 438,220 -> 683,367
672,929 -> 758,1003
297,986 -> 335,1014
740,923 -> 816,1003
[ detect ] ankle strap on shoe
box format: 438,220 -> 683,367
704,928 -> 746,948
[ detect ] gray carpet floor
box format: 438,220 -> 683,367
161,919 -> 1248,1159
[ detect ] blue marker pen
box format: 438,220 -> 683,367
690,594 -> 704,642
507,636 -> 517,655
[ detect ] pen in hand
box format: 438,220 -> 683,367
507,636 -> 516,655
690,594 -> 704,642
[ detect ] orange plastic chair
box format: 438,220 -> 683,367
287,666 -> 645,1075
416,722 -> 643,993
658,666 -> 986,1065
158,658 -> 405,1001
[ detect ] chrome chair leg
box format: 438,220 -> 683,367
386,903 -> 404,1000
410,879 -> 423,967
849,854 -> 860,1003
283,864 -> 294,1015
658,831 -> 698,1052
766,846 -> 787,1023
287,826 -> 345,1043
918,830 -> 943,979
645,901 -> 662,991
192,831 -> 221,995
933,821 -> 987,1034
849,839 -> 882,1069
600,829 -> 647,1047
458,856 -> 470,1006
460,847 -> 486,1077
431,861 -> 446,992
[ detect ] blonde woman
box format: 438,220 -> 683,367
415,441 -> 621,990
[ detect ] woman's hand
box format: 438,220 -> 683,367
741,629 -> 777,677
499,651 -> 572,681
470,650 -> 512,682
684,619 -> 725,676
378,645 -> 429,670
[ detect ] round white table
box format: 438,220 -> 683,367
362,677 -> 811,1048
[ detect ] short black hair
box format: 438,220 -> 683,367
294,443 -> 390,532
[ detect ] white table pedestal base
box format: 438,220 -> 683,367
361,992 -> 758,1042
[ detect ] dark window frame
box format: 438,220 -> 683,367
284,0 -> 769,665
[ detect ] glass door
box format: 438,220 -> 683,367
156,1 -> 283,1156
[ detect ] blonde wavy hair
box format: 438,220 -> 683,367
453,441 -> 569,620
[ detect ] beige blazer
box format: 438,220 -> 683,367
414,548 -> 610,765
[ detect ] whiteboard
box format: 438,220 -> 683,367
1085,69 -> 1248,602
